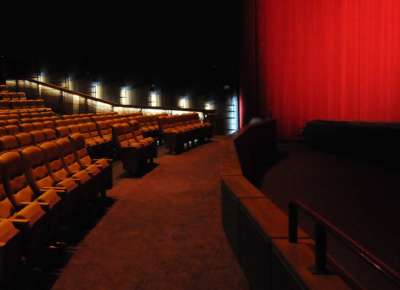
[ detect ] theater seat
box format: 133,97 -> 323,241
69,133 -> 112,190
4,125 -> 19,135
0,153 -> 49,258
96,120 -> 113,143
0,151 -> 61,211
0,135 -> 20,153
42,129 -> 57,141
30,130 -> 47,145
55,126 -> 70,139
20,146 -> 78,220
20,123 -> 36,133
112,123 -> 151,176
15,132 -> 34,149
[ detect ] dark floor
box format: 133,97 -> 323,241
261,142 -> 400,287
50,137 -> 248,290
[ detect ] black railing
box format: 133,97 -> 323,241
288,200 -> 400,286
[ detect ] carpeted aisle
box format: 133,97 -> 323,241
52,137 -> 248,290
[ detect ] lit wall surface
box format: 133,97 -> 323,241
244,0 -> 400,138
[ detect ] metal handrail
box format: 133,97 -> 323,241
21,79 -> 215,114
288,200 -> 400,286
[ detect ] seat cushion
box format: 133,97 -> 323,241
57,178 -> 78,192
14,202 -> 45,227
0,219 -> 19,244
37,189 -> 61,209
72,170 -> 91,184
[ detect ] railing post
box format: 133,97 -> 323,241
289,202 -> 298,243
312,223 -> 329,274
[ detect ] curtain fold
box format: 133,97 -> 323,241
243,0 -> 400,138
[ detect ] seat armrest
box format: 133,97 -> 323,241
40,187 -> 67,193
94,158 -> 113,162
7,218 -> 29,228
15,201 -> 33,210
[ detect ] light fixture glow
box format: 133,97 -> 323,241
91,82 -> 102,99
149,91 -> 160,107
178,96 -> 190,109
226,95 -> 239,134
120,86 -> 131,105
205,101 -> 215,110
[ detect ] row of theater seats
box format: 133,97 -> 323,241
0,91 -> 27,99
112,121 -> 157,176
0,133 -> 112,289
159,113 -> 213,154
0,98 -> 46,109
134,114 -> 166,139
0,112 -> 143,154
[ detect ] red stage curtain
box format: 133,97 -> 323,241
243,0 -> 400,138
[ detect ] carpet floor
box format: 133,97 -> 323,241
51,137 -> 248,290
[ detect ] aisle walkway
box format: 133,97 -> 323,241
52,137 -> 248,290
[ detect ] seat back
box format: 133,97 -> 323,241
55,138 -> 83,174
4,125 -> 19,135
39,141 -> 70,182
97,121 -> 112,139
68,125 -> 80,134
87,122 -> 100,138
42,121 -> 55,129
0,157 -> 16,218
0,151 -> 36,204
78,123 -> 91,139
69,133 -> 93,167
21,146 -> 55,189
15,133 -> 34,148
19,123 -> 36,133
0,136 -> 19,152
42,129 -> 57,141
55,126 -> 70,139
30,130 -> 47,145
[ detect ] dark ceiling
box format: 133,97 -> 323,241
2,0 -> 238,91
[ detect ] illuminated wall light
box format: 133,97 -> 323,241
178,96 -> 190,109
62,76 -> 73,90
204,101 -> 215,110
91,82 -> 102,99
149,91 -> 160,107
120,86 -> 131,105
37,72 -> 46,82
226,95 -> 239,134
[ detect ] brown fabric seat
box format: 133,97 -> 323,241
55,126 -> 70,139
20,146 -> 78,194
30,130 -> 47,145
0,151 -> 61,210
0,135 -> 20,152
0,152 -> 49,258
69,133 -> 112,189
19,123 -> 36,133
39,141 -> 91,186
42,129 -> 57,141
4,125 -> 19,135
15,133 -> 34,149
